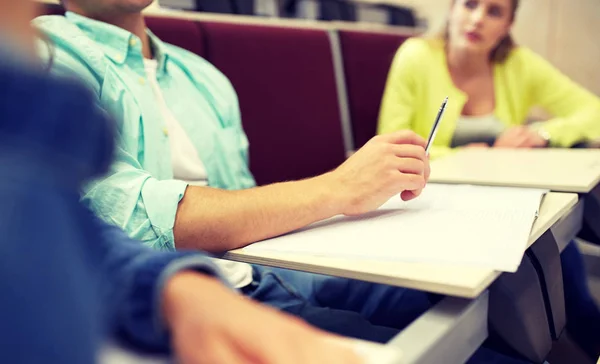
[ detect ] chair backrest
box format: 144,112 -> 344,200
194,0 -> 235,13
320,0 -> 356,21
280,0 -> 300,18
339,29 -> 410,148
145,16 -> 206,57
233,0 -> 256,15
199,21 -> 347,185
385,5 -> 417,27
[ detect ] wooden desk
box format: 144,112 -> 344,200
225,192 -> 578,298
429,149 -> 600,193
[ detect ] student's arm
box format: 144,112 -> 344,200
94,212 -> 362,363
377,39 -> 453,159
0,61 -> 113,364
175,131 -> 429,251
42,33 -> 429,253
93,215 -> 229,351
0,186 -> 100,364
163,272 -> 363,364
37,23 -> 429,253
525,48 -> 600,147
82,129 -> 428,254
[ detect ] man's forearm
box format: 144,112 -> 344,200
173,131 -> 431,253
173,173 -> 344,252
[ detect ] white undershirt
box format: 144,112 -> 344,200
144,59 -> 253,289
144,59 -> 209,185
451,113 -> 505,148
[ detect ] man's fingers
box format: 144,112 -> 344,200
401,190 -> 420,201
381,131 -> 427,148
395,158 -> 425,175
180,337 -> 245,364
251,332 -> 309,364
208,343 -> 246,364
513,134 -> 533,148
392,144 -> 427,161
313,336 -> 365,364
396,173 -> 426,191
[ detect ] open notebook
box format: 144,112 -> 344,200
243,184 -> 548,272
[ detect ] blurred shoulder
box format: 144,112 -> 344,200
390,37 -> 444,75
503,45 -> 552,71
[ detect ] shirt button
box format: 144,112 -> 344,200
163,128 -> 169,136
114,55 -> 123,62
138,77 -> 146,85
129,38 -> 137,47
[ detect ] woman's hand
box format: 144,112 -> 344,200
494,127 -> 548,148
464,143 -> 490,148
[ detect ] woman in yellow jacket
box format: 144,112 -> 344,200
378,0 -> 600,159
379,0 -> 600,359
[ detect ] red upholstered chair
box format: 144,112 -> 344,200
198,21 -> 347,185
145,16 -> 206,57
338,30 -> 410,148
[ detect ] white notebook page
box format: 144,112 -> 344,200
243,184 -> 547,272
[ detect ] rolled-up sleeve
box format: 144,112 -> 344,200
84,150 -> 188,251
35,20 -> 188,251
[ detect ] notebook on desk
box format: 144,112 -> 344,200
243,184 -> 548,272
429,149 -> 600,192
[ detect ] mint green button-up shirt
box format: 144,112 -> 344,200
34,12 -> 256,251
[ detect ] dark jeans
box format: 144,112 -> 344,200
244,266 -> 532,363
243,241 -> 600,362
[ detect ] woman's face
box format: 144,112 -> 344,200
0,0 -> 37,56
447,0 -> 514,56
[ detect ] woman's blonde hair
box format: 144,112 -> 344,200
442,0 -> 520,63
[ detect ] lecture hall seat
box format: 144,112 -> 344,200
320,0 -> 357,21
338,29 -> 410,148
193,0 -> 235,14
145,17 -> 206,57
198,21 -> 347,185
384,5 -> 417,27
232,0 -> 255,15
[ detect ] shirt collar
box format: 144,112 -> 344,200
65,11 -> 170,74
148,30 -> 170,75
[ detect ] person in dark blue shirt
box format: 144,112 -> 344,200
0,2 -> 364,363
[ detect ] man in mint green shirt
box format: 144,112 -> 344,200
32,3 -> 529,363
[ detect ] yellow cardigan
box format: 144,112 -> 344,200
377,38 -> 600,159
